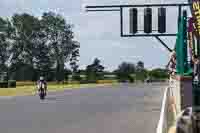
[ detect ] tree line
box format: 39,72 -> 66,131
0,12 -> 79,81
73,58 -> 169,83
0,12 -> 168,82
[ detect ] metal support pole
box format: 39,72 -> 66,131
86,9 -> 120,12
120,7 -> 123,37
86,3 -> 191,9
154,36 -> 173,52
122,34 -> 177,37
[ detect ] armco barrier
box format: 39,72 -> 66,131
156,87 -> 170,133
156,76 -> 184,133
156,87 -> 178,133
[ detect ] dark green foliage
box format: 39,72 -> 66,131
46,70 -> 56,81
115,62 -> 136,82
72,73 -> 82,81
149,68 -> 169,80
80,80 -> 90,84
0,81 -> 8,88
41,12 -> 80,82
86,79 -> 97,84
114,61 -> 149,82
34,39 -> 53,76
70,42 -> 80,73
9,63 -> 34,81
64,69 -> 71,81
136,61 -> 144,72
8,80 -> 16,88
10,13 -> 41,66
78,69 -> 86,75
0,17 -> 10,73
135,69 -> 148,82
128,75 -> 135,83
86,58 -> 105,82
0,12 -> 79,81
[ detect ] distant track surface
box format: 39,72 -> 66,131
0,83 -> 166,133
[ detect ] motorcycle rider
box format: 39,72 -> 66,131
37,76 -> 47,96
166,50 -> 176,75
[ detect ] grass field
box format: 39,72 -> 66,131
0,83 -> 119,96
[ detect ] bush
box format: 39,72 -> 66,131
119,80 -> 129,83
72,74 -> 82,81
16,81 -> 35,86
87,80 -> 97,84
8,80 -> 16,88
80,80 -> 89,84
96,80 -> 118,84
68,81 -> 80,84
0,81 -> 8,88
128,75 -> 135,83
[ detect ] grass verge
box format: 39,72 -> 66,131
0,83 -> 119,97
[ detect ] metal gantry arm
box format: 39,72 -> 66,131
154,36 -> 173,52
86,3 -> 191,9
86,3 -> 191,37
86,3 -> 191,35
86,3 -> 191,52
85,2 -> 194,75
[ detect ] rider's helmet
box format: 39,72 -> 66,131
170,51 -> 176,59
39,76 -> 44,81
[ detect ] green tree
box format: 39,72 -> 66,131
34,40 -> 53,78
10,13 -> 40,66
0,17 -> 10,72
10,63 -> 34,81
0,12 -> 80,81
64,68 -> 72,81
86,58 -> 104,82
7,13 -> 41,80
136,61 -> 144,72
135,69 -> 148,82
115,62 -> 136,82
40,12 -> 80,81
149,68 -> 169,80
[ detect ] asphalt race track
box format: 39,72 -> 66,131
0,83 -> 166,133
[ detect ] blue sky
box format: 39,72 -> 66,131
0,0 -> 190,71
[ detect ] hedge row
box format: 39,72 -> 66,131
96,80 -> 118,84
16,81 -> 35,86
8,80 -> 16,88
14,80 -> 118,87
0,81 -> 8,88
0,80 -> 16,88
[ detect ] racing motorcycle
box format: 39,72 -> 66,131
37,81 -> 46,100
